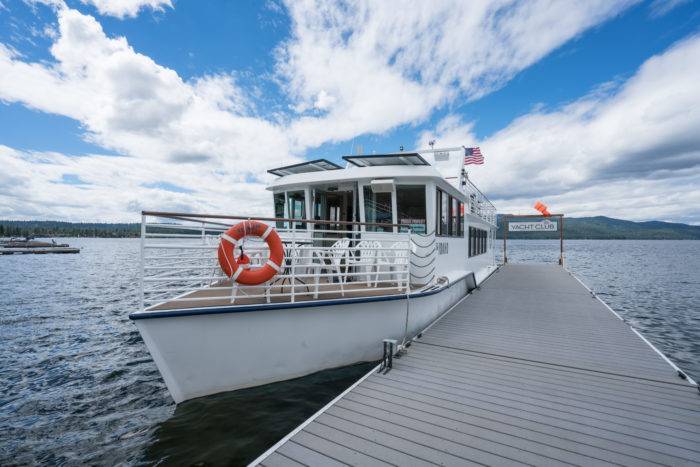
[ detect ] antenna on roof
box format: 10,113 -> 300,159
428,140 -> 435,149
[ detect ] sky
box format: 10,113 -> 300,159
1,0 -> 699,223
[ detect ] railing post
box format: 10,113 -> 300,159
291,223 -> 296,303
140,213 -> 147,311
406,230 -> 412,292
559,215 -> 564,266
503,217 -> 508,264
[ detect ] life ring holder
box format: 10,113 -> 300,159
217,220 -> 285,285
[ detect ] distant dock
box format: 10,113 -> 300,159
0,238 -> 79,255
0,247 -> 79,255
252,264 -> 699,466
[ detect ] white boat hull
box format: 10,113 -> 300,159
133,270 -> 493,403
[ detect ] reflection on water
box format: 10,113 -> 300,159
1,238 -> 698,465
144,363 -> 373,466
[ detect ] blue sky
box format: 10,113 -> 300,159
1,0 -> 699,222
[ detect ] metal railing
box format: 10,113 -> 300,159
464,178 -> 497,225
140,212 -> 421,311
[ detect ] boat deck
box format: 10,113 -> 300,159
252,264 -> 700,466
148,279 -> 416,311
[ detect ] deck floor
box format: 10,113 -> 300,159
253,264 -> 700,466
149,279 -> 414,311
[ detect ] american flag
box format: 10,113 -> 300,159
464,147 -> 484,165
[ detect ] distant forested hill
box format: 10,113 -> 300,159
1,216 -> 699,239
497,215 -> 700,239
0,220 -> 140,238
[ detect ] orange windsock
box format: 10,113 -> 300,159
534,201 -> 551,217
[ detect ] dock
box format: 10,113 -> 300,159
252,264 -> 700,466
0,247 -> 80,255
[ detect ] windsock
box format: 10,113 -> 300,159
534,201 -> 551,217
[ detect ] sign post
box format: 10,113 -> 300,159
502,214 -> 564,266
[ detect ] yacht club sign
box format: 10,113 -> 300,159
508,219 -> 557,232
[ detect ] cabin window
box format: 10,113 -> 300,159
396,185 -> 426,234
435,190 -> 441,235
451,197 -> 459,236
472,228 -> 477,255
436,189 -> 449,236
468,226 -> 488,257
273,193 -> 286,228
363,186 -> 393,232
287,190 -> 306,229
458,202 -> 464,237
437,188 -> 464,237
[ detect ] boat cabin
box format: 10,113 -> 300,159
268,152 -> 494,237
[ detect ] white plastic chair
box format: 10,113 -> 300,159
374,241 -> 410,290
346,239 -> 377,287
311,238 -> 350,297
392,241 -> 410,291
265,243 -> 313,303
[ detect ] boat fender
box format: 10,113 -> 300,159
217,220 -> 284,285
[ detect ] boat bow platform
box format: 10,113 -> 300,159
252,263 -> 700,466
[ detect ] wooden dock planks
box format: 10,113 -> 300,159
253,264 -> 700,466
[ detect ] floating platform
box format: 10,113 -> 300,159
252,263 -> 700,466
0,247 -> 80,255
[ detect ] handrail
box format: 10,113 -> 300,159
464,177 -> 496,211
139,215 -> 417,310
142,210 -> 405,229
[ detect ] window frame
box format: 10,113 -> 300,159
436,188 -> 450,237
286,190 -> 307,230
363,185 -> 393,232
396,184 -> 427,234
273,192 -> 286,228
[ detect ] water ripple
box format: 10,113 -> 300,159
1,238 -> 698,465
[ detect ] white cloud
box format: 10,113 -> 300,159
442,34 -> 700,222
648,0 -> 690,18
81,0 -> 172,18
0,6 -> 300,221
279,0 -> 636,148
0,145 -> 273,221
0,7 -> 297,177
494,173 -> 700,224
9,1 -> 688,223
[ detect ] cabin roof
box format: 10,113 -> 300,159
267,159 -> 342,177
267,164 -> 465,199
342,152 -> 429,167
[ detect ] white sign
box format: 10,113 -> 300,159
508,220 -> 557,232
434,151 -> 450,161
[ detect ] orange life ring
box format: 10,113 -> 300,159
217,221 -> 285,285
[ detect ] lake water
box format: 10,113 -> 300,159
1,238 -> 698,465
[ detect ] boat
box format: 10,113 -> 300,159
129,147 -> 497,403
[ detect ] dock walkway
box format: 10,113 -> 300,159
253,264 -> 700,466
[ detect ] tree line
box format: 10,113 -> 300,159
0,221 -> 140,238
